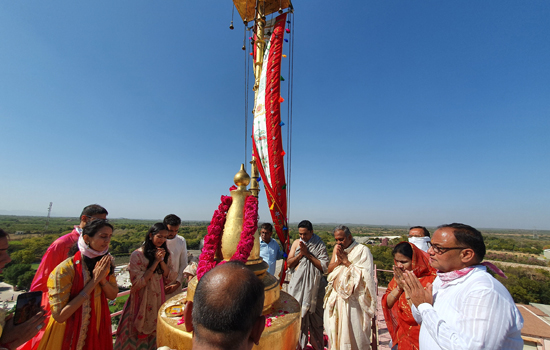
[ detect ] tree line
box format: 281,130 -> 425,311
1,215 -> 549,304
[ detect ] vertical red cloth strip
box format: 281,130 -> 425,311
252,13 -> 289,251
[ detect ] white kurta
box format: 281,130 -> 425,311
411,265 -> 524,350
166,235 -> 188,300
323,241 -> 376,350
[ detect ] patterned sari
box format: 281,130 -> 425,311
382,243 -> 436,350
113,248 -> 176,350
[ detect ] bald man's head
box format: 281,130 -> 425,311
191,261 -> 265,349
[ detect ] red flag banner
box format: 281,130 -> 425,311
252,14 -> 289,259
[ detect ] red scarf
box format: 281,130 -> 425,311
62,251 -> 113,350
382,243 -> 437,350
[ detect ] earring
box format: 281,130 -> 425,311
86,241 -> 90,248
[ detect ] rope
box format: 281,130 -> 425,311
286,11 -> 295,224
244,25 -> 250,164
230,3 -> 235,29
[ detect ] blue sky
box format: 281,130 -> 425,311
0,1 -> 548,230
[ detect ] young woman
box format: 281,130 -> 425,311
114,223 -> 176,350
37,219 -> 118,350
382,242 -> 437,350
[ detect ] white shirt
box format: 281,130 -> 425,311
166,235 -> 188,284
260,238 -> 284,276
412,265 -> 524,350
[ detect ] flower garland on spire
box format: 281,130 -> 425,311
196,193 -> 259,280
196,195 -> 232,280
230,195 -> 258,263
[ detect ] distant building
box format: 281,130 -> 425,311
355,236 -> 401,245
115,265 -> 132,289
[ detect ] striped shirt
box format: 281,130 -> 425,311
412,265 -> 524,350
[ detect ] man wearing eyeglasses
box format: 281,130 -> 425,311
20,204 -> 108,350
401,223 -> 524,350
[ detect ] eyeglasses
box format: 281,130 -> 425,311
86,216 -> 109,223
427,241 -> 467,255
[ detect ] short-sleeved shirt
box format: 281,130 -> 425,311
260,238 -> 283,276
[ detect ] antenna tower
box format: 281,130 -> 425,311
44,202 -> 53,234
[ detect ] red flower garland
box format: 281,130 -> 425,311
227,195 -> 258,263
196,195 -> 232,280
196,194 -> 259,280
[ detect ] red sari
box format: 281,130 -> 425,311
63,251 -> 113,350
36,251 -> 113,350
19,227 -> 80,350
382,243 -> 436,350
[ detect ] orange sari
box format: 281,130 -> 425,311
382,243 -> 436,350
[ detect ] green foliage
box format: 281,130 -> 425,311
3,264 -> 34,290
484,234 -> 547,254
0,215 -> 76,235
3,216 -> 550,305
370,245 -> 395,286
186,238 -> 202,250
11,249 -> 37,264
8,236 -> 58,264
110,232 -> 144,255
180,225 -> 208,250
18,271 -> 35,291
494,266 -> 550,304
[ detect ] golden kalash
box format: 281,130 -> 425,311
157,166 -> 300,350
